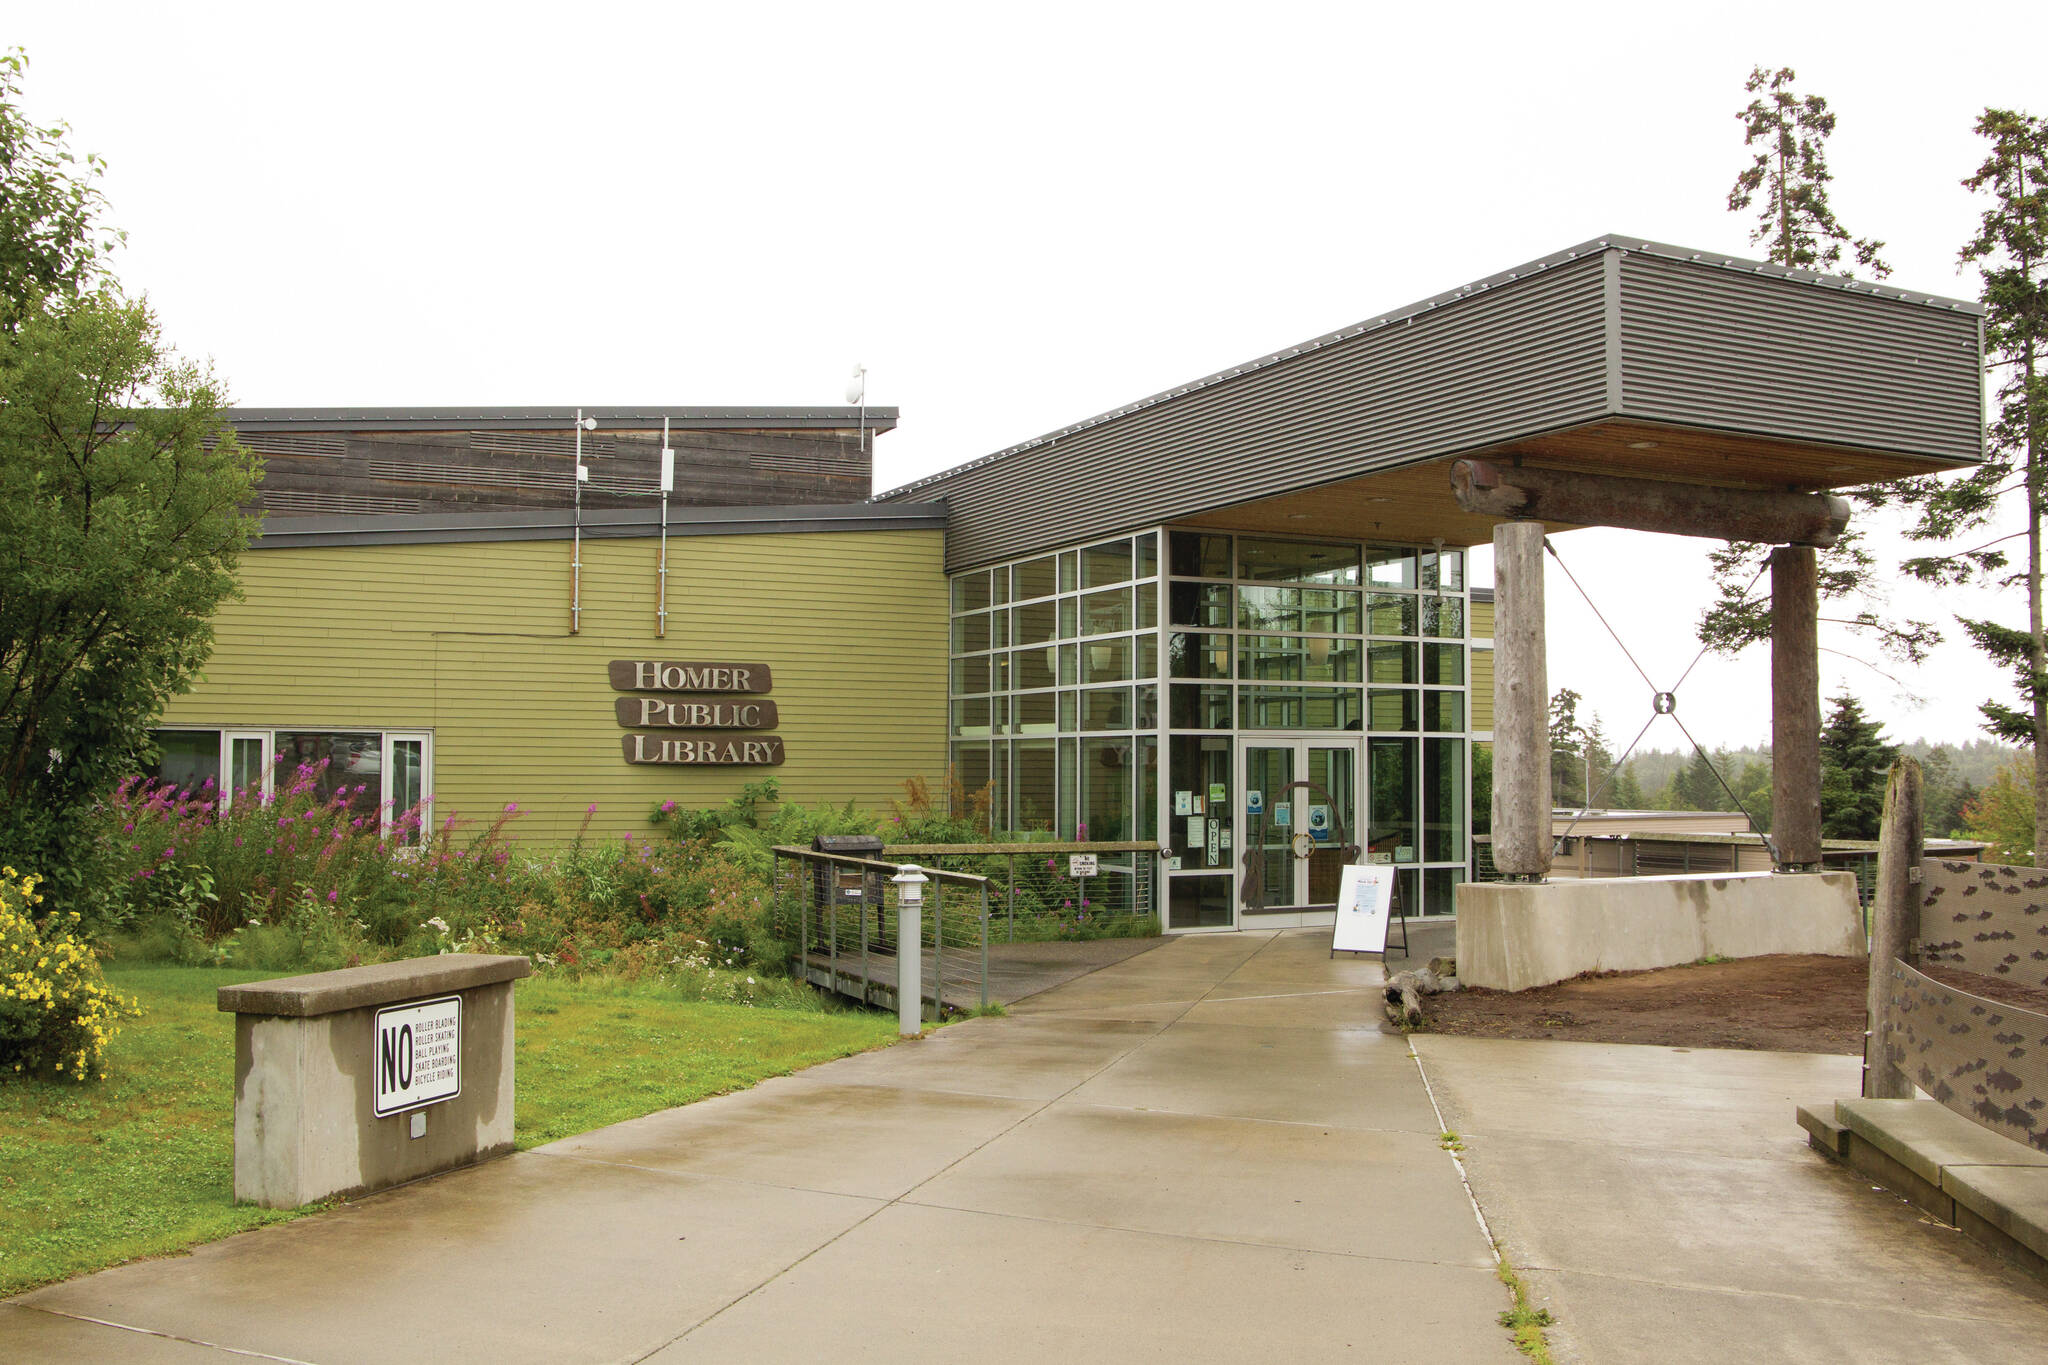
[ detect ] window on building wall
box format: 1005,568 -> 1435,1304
154,730 -> 223,794
148,729 -> 432,839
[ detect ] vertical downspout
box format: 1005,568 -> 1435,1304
658,416 -> 671,638
571,407 -> 585,634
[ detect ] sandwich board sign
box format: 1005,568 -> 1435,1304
373,995 -> 462,1117
1331,865 -> 1394,956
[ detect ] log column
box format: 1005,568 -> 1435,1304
1864,759 -> 1923,1098
1771,546 -> 1822,870
1492,520 -> 1551,880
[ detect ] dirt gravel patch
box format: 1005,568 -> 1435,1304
1420,955 -> 2048,1055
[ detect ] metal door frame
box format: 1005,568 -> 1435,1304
1234,734 -> 1363,929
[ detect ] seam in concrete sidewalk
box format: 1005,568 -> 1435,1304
2,1305 -> 318,1363
1409,1044 -> 1501,1262
627,933 -> 1295,1363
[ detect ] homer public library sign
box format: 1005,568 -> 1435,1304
610,659 -> 786,766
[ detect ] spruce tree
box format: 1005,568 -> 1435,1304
1889,110 -> 2048,864
1700,67 -> 1935,666
1727,66 -> 1890,276
1676,750 -> 1726,812
1819,693 -> 1898,839
1549,688 -> 1587,808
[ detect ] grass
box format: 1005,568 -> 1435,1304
1494,1240 -> 1558,1363
0,965 -> 898,1296
511,975 -> 897,1146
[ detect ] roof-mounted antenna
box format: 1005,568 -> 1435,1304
846,363 -> 868,460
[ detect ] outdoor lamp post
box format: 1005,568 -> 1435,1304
891,864 -> 928,1035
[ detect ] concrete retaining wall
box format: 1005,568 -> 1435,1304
219,953 -> 532,1208
1455,871 -> 1864,992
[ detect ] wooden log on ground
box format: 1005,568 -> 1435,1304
1864,758 -> 1924,1100
1450,459 -> 1852,547
1772,546 -> 1823,870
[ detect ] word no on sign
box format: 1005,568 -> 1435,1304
373,995 -> 462,1118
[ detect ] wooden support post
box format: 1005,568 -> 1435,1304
1771,547 -> 1823,870
1492,520 -> 1551,880
1864,758 -> 1923,1100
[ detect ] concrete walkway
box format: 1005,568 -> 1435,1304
1416,1034 -> 2048,1363
11,928 -> 2048,1362
3,930 -> 1516,1364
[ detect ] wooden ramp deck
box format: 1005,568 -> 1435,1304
801,936 -> 1166,1014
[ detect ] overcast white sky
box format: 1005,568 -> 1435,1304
11,3 -> 2046,756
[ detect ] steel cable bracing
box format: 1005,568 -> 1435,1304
1544,538 -> 1779,863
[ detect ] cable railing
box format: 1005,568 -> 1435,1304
882,840 -> 1164,942
769,840 -> 1167,1019
770,846 -> 992,1019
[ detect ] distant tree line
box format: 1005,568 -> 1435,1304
1538,689 -> 2015,842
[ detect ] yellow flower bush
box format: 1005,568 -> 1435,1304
0,866 -> 140,1081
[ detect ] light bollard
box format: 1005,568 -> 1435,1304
892,864 -> 928,1035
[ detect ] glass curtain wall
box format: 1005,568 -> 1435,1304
947,533 -> 1160,847
948,526 -> 1471,929
1162,532 -> 1469,924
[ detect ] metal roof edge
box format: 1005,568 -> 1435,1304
872,234 -> 1982,502
250,499 -> 945,549
225,406 -> 899,433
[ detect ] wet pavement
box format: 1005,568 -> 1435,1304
8,923 -> 2048,1362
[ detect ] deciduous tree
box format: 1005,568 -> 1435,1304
0,50 -> 119,332
0,57 -> 259,914
1964,755 -> 2035,865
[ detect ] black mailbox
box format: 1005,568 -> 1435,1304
812,834 -> 892,952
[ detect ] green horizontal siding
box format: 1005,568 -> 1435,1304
1469,600 -> 1495,734
162,529 -> 949,844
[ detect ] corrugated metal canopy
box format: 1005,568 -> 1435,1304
879,236 -> 1983,570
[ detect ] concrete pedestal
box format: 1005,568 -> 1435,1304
218,953 -> 533,1208
1455,872 -> 1863,991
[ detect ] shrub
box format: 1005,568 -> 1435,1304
0,866 -> 140,1081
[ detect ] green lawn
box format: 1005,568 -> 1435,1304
0,966 -> 897,1296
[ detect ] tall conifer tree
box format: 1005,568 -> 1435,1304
1700,67 -> 1935,666
1889,110 -> 2048,863
1819,694 -> 1898,839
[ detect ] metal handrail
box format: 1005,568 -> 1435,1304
772,841 -> 1162,1014
886,840 -> 1166,855
769,845 -> 990,886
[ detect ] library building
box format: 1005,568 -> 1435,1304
154,235 -> 1985,932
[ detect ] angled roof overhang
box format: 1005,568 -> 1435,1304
879,236 -> 1983,571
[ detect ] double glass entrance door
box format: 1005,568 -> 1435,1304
1240,738 -> 1360,921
